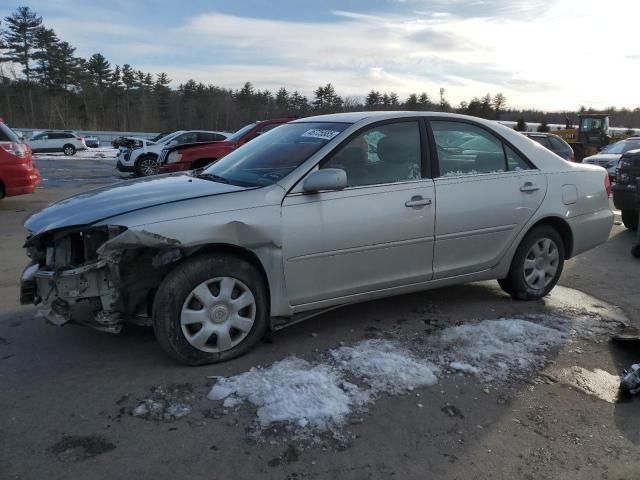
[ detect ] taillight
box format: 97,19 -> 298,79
604,174 -> 611,197
0,142 -> 27,158
77,137 -> 84,141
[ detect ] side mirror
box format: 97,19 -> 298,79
303,168 -> 347,193
168,140 -> 178,147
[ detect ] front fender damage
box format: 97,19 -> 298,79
25,217 -> 284,334
28,228 -> 184,333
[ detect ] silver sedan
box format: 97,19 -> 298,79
21,112 -> 613,364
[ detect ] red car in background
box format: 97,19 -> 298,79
158,117 -> 295,173
0,120 -> 40,200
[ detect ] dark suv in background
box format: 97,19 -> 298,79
612,149 -> 640,231
522,132 -> 574,161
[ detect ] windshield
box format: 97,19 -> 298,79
226,123 -> 257,143
580,117 -> 608,133
602,140 -> 640,154
200,122 -> 350,187
157,131 -> 183,144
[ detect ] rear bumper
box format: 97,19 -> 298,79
612,185 -> 638,211
159,162 -> 192,174
3,165 -> 40,197
568,208 -> 614,257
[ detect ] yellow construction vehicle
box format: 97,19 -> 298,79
553,114 -> 612,161
553,113 -> 632,161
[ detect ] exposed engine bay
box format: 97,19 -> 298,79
21,226 -> 184,333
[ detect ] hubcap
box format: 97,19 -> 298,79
523,238 -> 559,290
180,277 -> 256,353
140,158 -> 159,176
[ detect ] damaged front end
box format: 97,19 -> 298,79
21,226 -> 183,334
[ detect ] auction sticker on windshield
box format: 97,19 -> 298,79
301,129 -> 341,141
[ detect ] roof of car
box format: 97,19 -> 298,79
523,132 -> 561,138
293,111 -> 491,124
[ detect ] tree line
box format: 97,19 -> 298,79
1,6 -> 638,133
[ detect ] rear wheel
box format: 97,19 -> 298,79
498,225 -> 565,300
621,210 -> 638,231
153,254 -> 269,365
62,144 -> 76,156
135,155 -> 159,176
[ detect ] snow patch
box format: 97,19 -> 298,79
206,318 -> 581,432
208,357 -> 365,429
430,319 -> 567,380
450,362 -> 479,374
331,339 -> 438,393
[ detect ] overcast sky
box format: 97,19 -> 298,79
6,0 -> 640,111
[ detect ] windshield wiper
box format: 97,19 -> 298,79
197,173 -> 230,184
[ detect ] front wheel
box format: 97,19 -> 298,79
498,225 -> 565,300
63,144 -> 76,156
621,210 -> 638,231
153,254 -> 269,365
135,156 -> 159,176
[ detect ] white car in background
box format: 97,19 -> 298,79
116,130 -> 230,177
27,130 -> 87,156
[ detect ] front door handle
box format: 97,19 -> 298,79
520,182 -> 541,192
405,196 -> 432,208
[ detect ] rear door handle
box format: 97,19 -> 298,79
520,182 -> 541,192
405,196 -> 432,208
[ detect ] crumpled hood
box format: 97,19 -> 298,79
25,173 -> 247,235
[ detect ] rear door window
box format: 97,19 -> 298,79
431,121 -> 532,176
529,136 -> 551,148
197,132 -> 222,142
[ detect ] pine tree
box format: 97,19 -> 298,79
2,6 -> 42,82
86,53 -> 111,87
417,92 -> 432,110
275,87 -> 289,113
492,93 -> 506,119
515,117 -> 527,132
365,90 -> 381,109
405,94 -> 418,110
32,27 -> 59,87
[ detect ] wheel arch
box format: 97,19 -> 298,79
189,243 -> 271,293
525,216 -> 574,259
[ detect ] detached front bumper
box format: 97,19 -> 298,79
20,260 -> 123,333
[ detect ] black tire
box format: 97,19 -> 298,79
62,144 -> 76,156
135,155 -> 159,177
153,254 -> 269,365
632,244 -> 640,258
498,225 -> 565,300
0,183 -> 4,200
621,210 -> 638,231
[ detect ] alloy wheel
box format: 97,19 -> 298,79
139,157 -> 159,176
